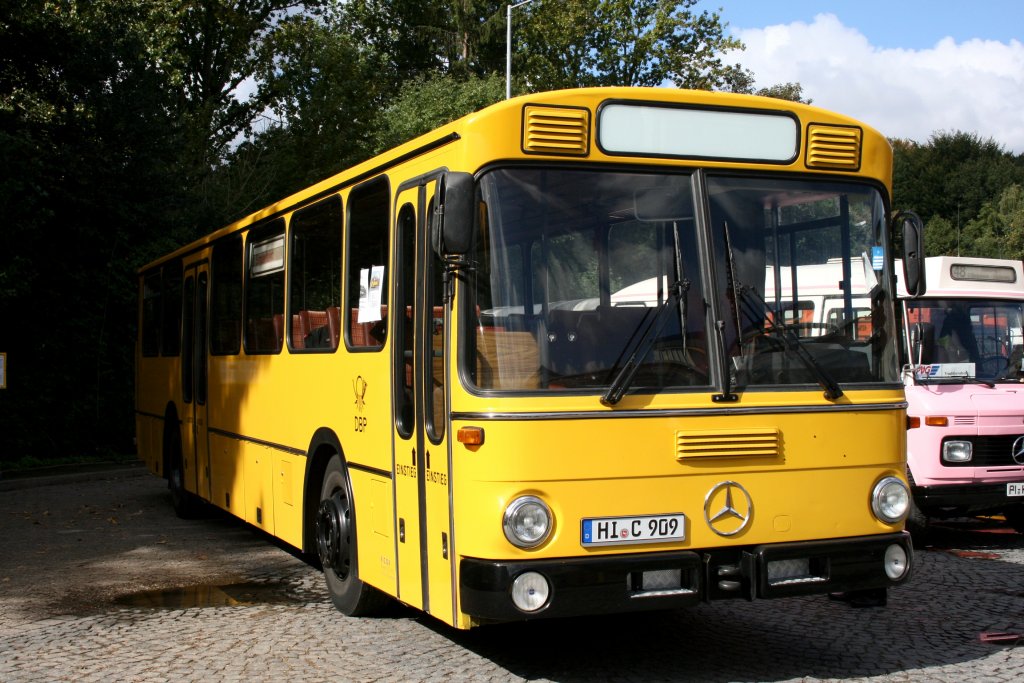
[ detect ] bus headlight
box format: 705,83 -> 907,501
942,440 -> 973,463
871,476 -> 910,524
503,496 -> 552,549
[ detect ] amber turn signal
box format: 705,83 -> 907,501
457,426 -> 485,445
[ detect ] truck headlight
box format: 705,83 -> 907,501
503,496 -> 552,549
871,476 -> 910,524
942,440 -> 972,463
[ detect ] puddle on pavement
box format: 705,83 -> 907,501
113,581 -> 305,609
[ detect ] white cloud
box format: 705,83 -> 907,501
726,14 -> 1024,153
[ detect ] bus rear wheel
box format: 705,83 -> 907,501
165,424 -> 199,519
315,454 -> 387,616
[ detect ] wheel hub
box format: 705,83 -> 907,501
316,492 -> 351,578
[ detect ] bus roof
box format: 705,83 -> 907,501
897,256 -> 1024,299
139,86 -> 892,274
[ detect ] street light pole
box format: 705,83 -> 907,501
506,0 -> 537,99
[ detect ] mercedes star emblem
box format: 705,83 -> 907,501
704,481 -> 753,537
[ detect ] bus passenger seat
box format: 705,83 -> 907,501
327,307 -> 341,348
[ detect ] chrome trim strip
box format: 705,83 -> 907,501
451,401 -> 907,422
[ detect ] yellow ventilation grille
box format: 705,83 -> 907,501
522,105 -> 590,156
806,124 -> 862,170
676,428 -> 781,460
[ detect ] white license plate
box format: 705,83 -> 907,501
581,514 -> 686,546
1009,482 -> 1024,497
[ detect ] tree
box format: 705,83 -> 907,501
892,131 -> 1024,256
963,184 -> 1024,259
372,72 -> 505,152
511,0 -> 747,92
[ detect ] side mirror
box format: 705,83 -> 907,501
896,210 -> 926,297
431,172 -> 475,256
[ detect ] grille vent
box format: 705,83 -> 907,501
522,105 -> 590,156
676,428 -> 780,460
953,416 -> 976,426
806,124 -> 862,170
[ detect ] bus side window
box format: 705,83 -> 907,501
346,177 -> 390,349
289,194 -> 342,352
211,235 -> 243,355
245,220 -> 286,354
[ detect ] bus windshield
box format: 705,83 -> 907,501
468,168 -> 898,394
905,298 -> 1024,383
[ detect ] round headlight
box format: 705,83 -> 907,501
503,496 -> 552,549
884,543 -> 911,580
510,571 -> 550,612
871,476 -> 910,524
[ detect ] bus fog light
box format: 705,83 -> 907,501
503,496 -> 552,548
871,476 -> 910,523
942,441 -> 973,463
511,572 -> 550,612
884,544 -> 910,580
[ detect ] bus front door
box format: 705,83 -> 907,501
181,263 -> 211,502
392,182 -> 455,624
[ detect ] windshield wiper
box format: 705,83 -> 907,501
601,279 -> 689,406
738,282 -> 844,400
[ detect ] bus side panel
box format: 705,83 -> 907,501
209,431 -> 245,515
134,413 -> 161,476
348,470 -> 397,598
242,440 -> 275,532
272,452 -> 304,549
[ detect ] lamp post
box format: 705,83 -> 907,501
506,0 -> 537,99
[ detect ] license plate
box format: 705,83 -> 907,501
1009,482 -> 1024,497
581,513 -> 686,546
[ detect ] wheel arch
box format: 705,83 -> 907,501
302,427 -> 347,556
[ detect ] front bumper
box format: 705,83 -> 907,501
460,532 -> 912,623
912,481 -> 1024,513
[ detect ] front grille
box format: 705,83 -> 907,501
941,434 -> 1024,467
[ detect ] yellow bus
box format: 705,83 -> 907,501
135,87 -> 926,628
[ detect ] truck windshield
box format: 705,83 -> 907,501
465,168 -> 899,395
905,298 -> 1024,383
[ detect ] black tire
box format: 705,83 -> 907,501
315,454 -> 387,616
165,424 -> 199,519
905,499 -> 930,548
1005,504 -> 1024,534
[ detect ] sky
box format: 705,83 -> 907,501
701,1 -> 1024,153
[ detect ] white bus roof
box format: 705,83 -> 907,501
897,256 -> 1024,299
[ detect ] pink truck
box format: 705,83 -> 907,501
899,256 -> 1024,537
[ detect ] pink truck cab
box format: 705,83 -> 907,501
898,256 -> 1024,536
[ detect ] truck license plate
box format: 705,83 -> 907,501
1008,482 -> 1024,497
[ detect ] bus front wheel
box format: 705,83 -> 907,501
315,454 -> 386,616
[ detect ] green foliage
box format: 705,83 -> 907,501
511,0 -> 745,92
373,72 -> 505,152
964,184 -> 1024,259
892,131 -> 1024,256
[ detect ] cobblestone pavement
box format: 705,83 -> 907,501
1,470 -> 1021,682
